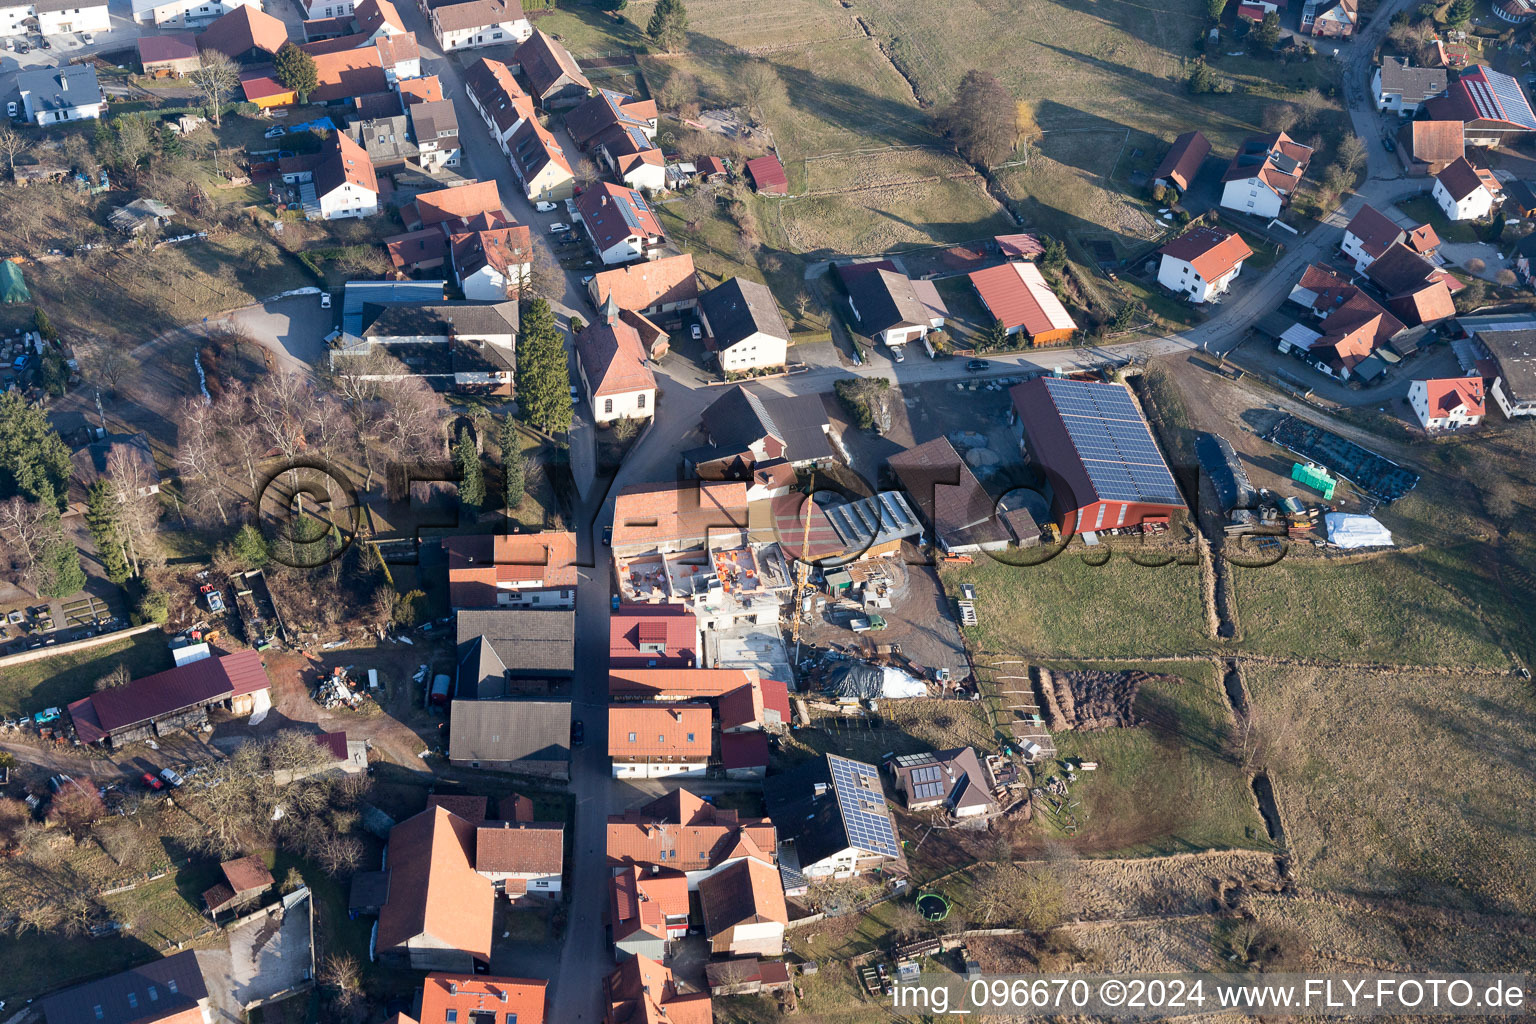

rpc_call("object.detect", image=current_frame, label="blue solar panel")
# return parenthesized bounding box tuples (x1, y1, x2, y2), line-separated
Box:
(1042, 378, 1184, 505)
(828, 754, 900, 859)
(1468, 68, 1536, 130)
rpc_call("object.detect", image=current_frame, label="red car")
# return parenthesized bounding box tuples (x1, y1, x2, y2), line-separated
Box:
(141, 772, 164, 791)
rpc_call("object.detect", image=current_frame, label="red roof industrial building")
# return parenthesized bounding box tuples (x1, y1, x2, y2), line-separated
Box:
(1010, 376, 1186, 535)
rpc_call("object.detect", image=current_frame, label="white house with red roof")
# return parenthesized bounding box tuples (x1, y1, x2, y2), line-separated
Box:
(1155, 224, 1253, 303)
(1220, 131, 1313, 218)
(1433, 156, 1501, 221)
(576, 182, 667, 265)
(289, 131, 379, 220)
(1408, 376, 1486, 431)
(576, 297, 658, 424)
(1342, 203, 1440, 273)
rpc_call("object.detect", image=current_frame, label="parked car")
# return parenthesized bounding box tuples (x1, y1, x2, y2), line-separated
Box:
(569, 383, 580, 400)
(12, 355, 29, 372)
(602, 525, 612, 546)
(690, 324, 702, 341)
(265, 126, 286, 139)
(80, 31, 94, 43)
(891, 347, 905, 363)
(1380, 133, 1396, 153)
(966, 359, 989, 373)
(141, 772, 164, 791)
(535, 201, 558, 212)
(159, 767, 185, 788)
(570, 719, 584, 747)
(5, 101, 15, 119)
(548, 222, 570, 233)
(320, 292, 332, 309)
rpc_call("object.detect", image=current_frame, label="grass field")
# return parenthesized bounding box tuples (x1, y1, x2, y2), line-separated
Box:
(1231, 550, 1511, 668)
(1243, 663, 1536, 917)
(0, 630, 172, 717)
(941, 556, 1211, 661)
(1040, 661, 1272, 856)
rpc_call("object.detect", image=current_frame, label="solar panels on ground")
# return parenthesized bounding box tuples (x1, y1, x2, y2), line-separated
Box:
(827, 754, 900, 859)
(1042, 378, 1184, 505)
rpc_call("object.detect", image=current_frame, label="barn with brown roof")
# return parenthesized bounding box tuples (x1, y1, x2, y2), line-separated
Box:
(68, 649, 270, 747)
(1152, 129, 1210, 193)
(375, 805, 494, 972)
(138, 32, 200, 76)
(745, 154, 788, 194)
(197, 5, 289, 61)
(514, 28, 589, 106)
(697, 857, 787, 957)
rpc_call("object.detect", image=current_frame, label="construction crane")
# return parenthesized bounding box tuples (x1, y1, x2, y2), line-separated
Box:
(789, 469, 816, 656)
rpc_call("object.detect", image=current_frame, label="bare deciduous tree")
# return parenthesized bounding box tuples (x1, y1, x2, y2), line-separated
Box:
(187, 51, 241, 128)
(0, 127, 32, 180)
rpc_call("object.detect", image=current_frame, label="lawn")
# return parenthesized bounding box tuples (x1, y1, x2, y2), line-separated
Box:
(1398, 193, 1478, 244)
(1039, 661, 1272, 856)
(1243, 663, 1536, 917)
(1230, 549, 1511, 668)
(940, 555, 1212, 661)
(779, 175, 1014, 257)
(0, 629, 172, 717)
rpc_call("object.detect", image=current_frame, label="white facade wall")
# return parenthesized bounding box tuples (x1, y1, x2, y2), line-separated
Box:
(133, 0, 257, 26)
(1156, 253, 1242, 303)
(1433, 177, 1494, 221)
(33, 2, 111, 33)
(432, 13, 528, 51)
(1220, 177, 1282, 218)
(318, 181, 379, 220)
(716, 332, 788, 372)
(1408, 380, 1484, 431)
(611, 759, 708, 779)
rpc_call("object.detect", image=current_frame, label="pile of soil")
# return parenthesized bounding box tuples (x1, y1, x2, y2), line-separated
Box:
(1036, 668, 1161, 731)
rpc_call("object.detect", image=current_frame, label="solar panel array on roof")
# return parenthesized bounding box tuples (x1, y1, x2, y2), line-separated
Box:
(909, 763, 945, 800)
(1463, 67, 1536, 129)
(824, 491, 920, 549)
(828, 754, 899, 859)
(1043, 378, 1184, 505)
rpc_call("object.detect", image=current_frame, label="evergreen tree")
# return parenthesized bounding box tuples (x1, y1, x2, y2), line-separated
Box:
(1039, 235, 1067, 273)
(983, 320, 1010, 352)
(274, 43, 319, 103)
(1447, 0, 1474, 26)
(1255, 10, 1281, 49)
(233, 523, 270, 568)
(515, 299, 573, 436)
(1206, 0, 1227, 20)
(32, 306, 57, 341)
(38, 536, 86, 599)
(454, 428, 485, 513)
(647, 0, 689, 52)
(85, 480, 132, 584)
(0, 391, 73, 507)
(499, 416, 525, 510)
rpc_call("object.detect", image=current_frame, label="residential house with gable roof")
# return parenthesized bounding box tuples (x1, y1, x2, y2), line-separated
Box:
(698, 857, 788, 957)
(576, 297, 660, 423)
(132, 0, 257, 27)
(1283, 263, 1407, 379)
(1155, 224, 1253, 303)
(844, 266, 946, 348)
(17, 64, 103, 125)
(139, 33, 202, 76)
(1220, 131, 1313, 218)
(610, 605, 699, 668)
(509, 116, 575, 200)
(1434, 155, 1502, 221)
(1300, 0, 1355, 35)
(375, 805, 495, 972)
(607, 788, 776, 889)
(697, 277, 790, 372)
(455, 608, 574, 697)
(1365, 243, 1461, 326)
(475, 820, 564, 898)
(444, 531, 577, 609)
(766, 753, 904, 886)
(685, 384, 835, 480)
(608, 703, 712, 778)
(1404, 119, 1465, 176)
(577, 182, 668, 265)
(887, 435, 1039, 554)
(463, 56, 534, 152)
(197, 4, 287, 60)
(1409, 376, 1485, 431)
(587, 253, 698, 321)
(567, 88, 665, 190)
(1374, 56, 1446, 114)
(17, 0, 109, 35)
(429, 0, 529, 51)
(346, 300, 519, 393)
(514, 28, 589, 106)
(1427, 64, 1536, 147)
(890, 746, 1000, 821)
(603, 955, 715, 1024)
(409, 97, 460, 170)
(1342, 204, 1439, 273)
(610, 866, 689, 959)
(40, 950, 210, 1024)
(405, 974, 547, 1024)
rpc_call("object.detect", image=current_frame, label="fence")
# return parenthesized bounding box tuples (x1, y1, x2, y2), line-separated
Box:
(0, 622, 161, 670)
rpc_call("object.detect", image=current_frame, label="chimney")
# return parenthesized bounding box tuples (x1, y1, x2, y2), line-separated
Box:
(448, 982, 459, 996)
(812, 782, 829, 798)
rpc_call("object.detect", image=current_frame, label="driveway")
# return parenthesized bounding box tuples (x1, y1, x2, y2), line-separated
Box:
(225, 890, 314, 1009)
(225, 293, 334, 374)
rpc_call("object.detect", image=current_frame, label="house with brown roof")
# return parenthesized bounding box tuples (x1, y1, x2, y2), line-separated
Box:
(508, 115, 575, 201)
(288, 126, 378, 219)
(1434, 155, 1501, 221)
(968, 261, 1077, 344)
(845, 267, 946, 349)
(567, 87, 664, 190)
(386, 227, 450, 275)
(576, 298, 659, 424)
(588, 253, 698, 322)
(1155, 224, 1253, 303)
(409, 96, 460, 171)
(448, 217, 531, 298)
(717, 676, 791, 733)
(1374, 56, 1447, 114)
(887, 435, 1038, 554)
(608, 480, 749, 555)
(403, 178, 502, 230)
(430, 0, 528, 51)
(698, 857, 787, 957)
(606, 788, 776, 889)
(603, 954, 714, 1024)
(444, 531, 577, 609)
(40, 950, 211, 1024)
(611, 605, 699, 668)
(138, 33, 201, 76)
(197, 4, 287, 60)
(1342, 203, 1439, 273)
(463, 56, 535, 152)
(1220, 131, 1313, 218)
(67, 649, 270, 747)
(375, 805, 495, 972)
(1365, 243, 1461, 326)
(577, 182, 667, 265)
(890, 746, 999, 821)
(1283, 263, 1407, 378)
(1152, 129, 1210, 193)
(514, 28, 589, 106)
(610, 865, 689, 959)
(202, 854, 276, 916)
(1409, 376, 1485, 431)
(475, 820, 564, 898)
(1300, 0, 1355, 35)
(608, 703, 712, 778)
(698, 277, 791, 371)
(1404, 119, 1464, 176)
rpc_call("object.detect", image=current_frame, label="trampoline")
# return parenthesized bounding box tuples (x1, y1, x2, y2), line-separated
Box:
(916, 892, 950, 922)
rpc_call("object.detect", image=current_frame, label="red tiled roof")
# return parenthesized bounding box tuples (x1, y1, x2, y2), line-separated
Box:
(444, 530, 577, 606)
(589, 253, 697, 313)
(745, 155, 787, 194)
(610, 865, 688, 941)
(606, 790, 775, 873)
(1152, 130, 1210, 191)
(413, 179, 503, 228)
(576, 314, 656, 398)
(475, 821, 563, 874)
(1221, 131, 1312, 194)
(698, 856, 787, 934)
(717, 677, 789, 731)
(68, 650, 267, 743)
(427, 794, 489, 821)
(514, 28, 589, 99)
(386, 227, 450, 271)
(1157, 225, 1252, 281)
(377, 807, 494, 961)
(994, 233, 1044, 259)
(420, 974, 546, 1024)
(575, 181, 664, 254)
(355, 0, 405, 35)
(198, 5, 289, 57)
(608, 703, 712, 758)
(315, 130, 378, 199)
(610, 606, 698, 667)
(399, 75, 444, 103)
(1407, 223, 1440, 253)
(719, 730, 770, 770)
(605, 955, 715, 1024)
(310, 44, 389, 103)
(969, 261, 1076, 336)
(138, 32, 199, 64)
(222, 855, 275, 895)
(609, 668, 757, 701)
(1410, 120, 1464, 164)
(1344, 204, 1405, 259)
(1419, 376, 1486, 416)
(240, 68, 293, 102)
(610, 480, 747, 549)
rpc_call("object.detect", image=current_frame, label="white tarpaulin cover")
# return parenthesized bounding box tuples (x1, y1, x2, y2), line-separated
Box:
(1325, 513, 1393, 548)
(828, 663, 929, 699)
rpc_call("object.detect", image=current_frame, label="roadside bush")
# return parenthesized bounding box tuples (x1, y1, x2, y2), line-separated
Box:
(833, 377, 890, 431)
